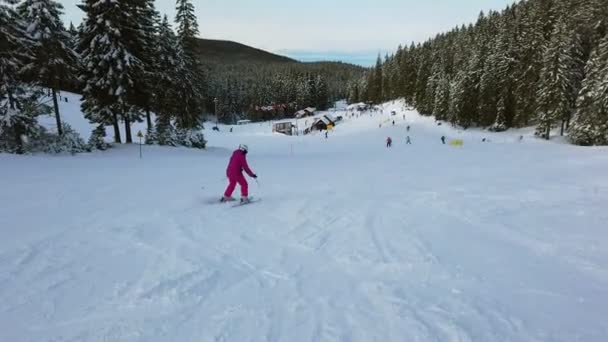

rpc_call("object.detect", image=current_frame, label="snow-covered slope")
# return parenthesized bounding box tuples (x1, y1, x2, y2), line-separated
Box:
(37, 91, 153, 142)
(2, 99, 608, 342)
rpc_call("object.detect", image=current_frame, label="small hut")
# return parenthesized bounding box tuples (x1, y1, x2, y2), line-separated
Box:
(273, 121, 295, 135)
(295, 107, 317, 119)
(347, 103, 367, 111)
(311, 115, 336, 131)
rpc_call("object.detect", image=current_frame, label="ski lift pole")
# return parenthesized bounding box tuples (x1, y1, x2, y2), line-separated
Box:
(137, 130, 144, 159)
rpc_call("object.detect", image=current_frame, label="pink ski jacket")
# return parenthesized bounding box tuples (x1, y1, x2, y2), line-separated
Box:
(226, 150, 255, 178)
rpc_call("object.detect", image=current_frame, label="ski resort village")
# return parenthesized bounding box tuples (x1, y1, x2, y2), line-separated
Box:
(2, 0, 608, 341)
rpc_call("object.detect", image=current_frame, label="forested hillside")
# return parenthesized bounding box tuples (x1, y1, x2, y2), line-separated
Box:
(0, 0, 363, 154)
(349, 0, 608, 145)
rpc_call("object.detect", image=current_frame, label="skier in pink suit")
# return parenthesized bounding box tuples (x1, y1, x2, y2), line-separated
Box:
(221, 144, 257, 203)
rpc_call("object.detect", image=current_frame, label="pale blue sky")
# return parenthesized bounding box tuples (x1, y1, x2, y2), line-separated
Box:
(59, 0, 515, 65)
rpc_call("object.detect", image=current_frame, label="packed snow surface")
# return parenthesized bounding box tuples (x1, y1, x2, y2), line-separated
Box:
(2, 97, 608, 341)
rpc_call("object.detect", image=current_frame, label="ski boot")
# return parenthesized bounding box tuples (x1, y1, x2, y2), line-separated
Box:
(240, 197, 252, 204)
(220, 196, 236, 203)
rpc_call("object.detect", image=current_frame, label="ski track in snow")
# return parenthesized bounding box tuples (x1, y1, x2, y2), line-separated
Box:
(1, 96, 608, 341)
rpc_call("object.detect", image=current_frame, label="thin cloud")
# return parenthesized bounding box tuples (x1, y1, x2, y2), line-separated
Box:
(59, 0, 513, 62)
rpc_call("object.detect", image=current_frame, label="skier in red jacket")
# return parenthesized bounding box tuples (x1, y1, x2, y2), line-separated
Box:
(221, 144, 257, 203)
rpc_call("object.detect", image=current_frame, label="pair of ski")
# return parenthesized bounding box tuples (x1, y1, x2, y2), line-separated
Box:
(201, 187, 261, 207)
(219, 197, 261, 207)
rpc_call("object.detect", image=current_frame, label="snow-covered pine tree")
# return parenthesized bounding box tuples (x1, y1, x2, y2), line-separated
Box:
(392, 45, 405, 97)
(306, 73, 317, 108)
(152, 15, 190, 145)
(0, 0, 44, 154)
(17, 0, 78, 136)
(536, 9, 582, 140)
(224, 78, 234, 122)
(131, 0, 159, 131)
(493, 9, 518, 129)
(347, 82, 360, 104)
(566, 0, 605, 131)
(175, 0, 199, 62)
(477, 57, 499, 126)
(79, 0, 144, 145)
(176, 127, 206, 149)
(88, 124, 110, 150)
(155, 114, 178, 146)
(295, 76, 310, 109)
(0, 0, 27, 106)
(145, 124, 157, 145)
(476, 12, 503, 127)
(227, 78, 241, 120)
(512, 1, 545, 127)
(215, 78, 229, 123)
(366, 55, 383, 104)
(174, 0, 204, 130)
(421, 60, 441, 116)
(582, 0, 608, 44)
(448, 72, 464, 125)
(155, 16, 206, 148)
(569, 33, 608, 145)
(314, 75, 328, 110)
(154, 15, 179, 122)
(433, 73, 450, 121)
(381, 54, 391, 102)
(491, 99, 508, 132)
(413, 46, 432, 113)
(68, 22, 78, 50)
(402, 42, 418, 104)
(460, 45, 484, 128)
(41, 122, 89, 154)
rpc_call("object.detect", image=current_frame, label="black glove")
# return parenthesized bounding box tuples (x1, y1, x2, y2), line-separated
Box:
(252, 174, 258, 179)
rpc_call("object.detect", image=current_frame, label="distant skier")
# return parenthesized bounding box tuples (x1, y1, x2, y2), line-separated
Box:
(221, 144, 257, 204)
(386, 137, 393, 148)
(406, 136, 412, 145)
(441, 136, 446, 144)
(407, 125, 410, 132)
(325, 131, 328, 139)
(392, 120, 395, 126)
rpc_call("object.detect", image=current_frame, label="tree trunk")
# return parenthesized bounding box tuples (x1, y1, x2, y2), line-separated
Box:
(112, 112, 122, 143)
(15, 123, 24, 154)
(8, 91, 24, 153)
(125, 117, 133, 143)
(560, 120, 565, 136)
(7, 90, 15, 110)
(146, 109, 152, 130)
(545, 124, 551, 141)
(52, 88, 63, 136)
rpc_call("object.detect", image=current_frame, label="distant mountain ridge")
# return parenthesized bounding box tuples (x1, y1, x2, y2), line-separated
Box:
(194, 38, 297, 65)
(192, 37, 365, 116)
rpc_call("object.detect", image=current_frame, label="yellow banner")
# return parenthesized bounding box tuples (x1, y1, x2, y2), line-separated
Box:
(450, 139, 464, 147)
